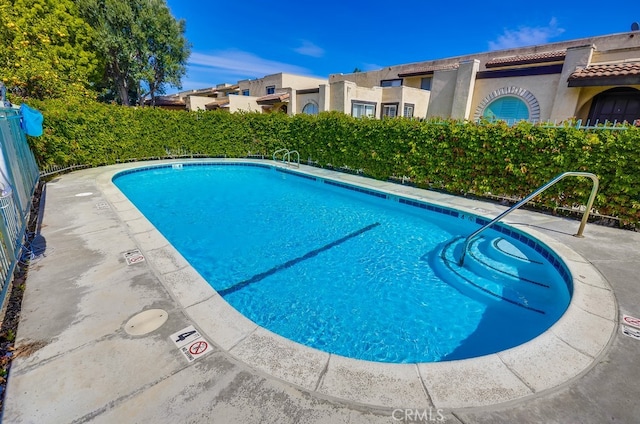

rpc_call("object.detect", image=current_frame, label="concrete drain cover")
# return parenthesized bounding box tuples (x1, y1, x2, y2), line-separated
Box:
(124, 309, 168, 336)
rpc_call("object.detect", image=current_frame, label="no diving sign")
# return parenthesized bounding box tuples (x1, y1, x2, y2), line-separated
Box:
(621, 315, 640, 341)
(169, 325, 214, 362)
(622, 314, 640, 329)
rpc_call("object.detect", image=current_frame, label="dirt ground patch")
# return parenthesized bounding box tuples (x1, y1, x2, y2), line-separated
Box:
(0, 182, 44, 413)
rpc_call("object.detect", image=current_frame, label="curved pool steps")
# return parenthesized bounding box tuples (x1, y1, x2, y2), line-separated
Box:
(466, 238, 553, 290)
(430, 237, 564, 315)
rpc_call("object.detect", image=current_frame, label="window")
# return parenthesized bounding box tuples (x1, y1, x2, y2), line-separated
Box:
(242, 89, 250, 96)
(482, 96, 529, 124)
(266, 85, 275, 95)
(475, 87, 540, 123)
(382, 103, 397, 118)
(351, 101, 376, 118)
(403, 103, 414, 118)
(228, 91, 237, 96)
(420, 77, 432, 90)
(380, 79, 402, 87)
(302, 102, 318, 115)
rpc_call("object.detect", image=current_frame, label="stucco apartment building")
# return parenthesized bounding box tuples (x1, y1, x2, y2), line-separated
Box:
(154, 73, 328, 115)
(329, 31, 640, 124)
(155, 31, 640, 125)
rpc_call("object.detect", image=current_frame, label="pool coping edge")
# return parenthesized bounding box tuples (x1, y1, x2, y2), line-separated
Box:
(95, 159, 617, 410)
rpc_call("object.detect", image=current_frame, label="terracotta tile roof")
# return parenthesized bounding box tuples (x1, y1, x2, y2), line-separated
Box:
(204, 99, 229, 110)
(145, 96, 186, 107)
(485, 50, 566, 68)
(397, 64, 458, 77)
(256, 92, 290, 104)
(568, 62, 640, 80)
(188, 87, 217, 96)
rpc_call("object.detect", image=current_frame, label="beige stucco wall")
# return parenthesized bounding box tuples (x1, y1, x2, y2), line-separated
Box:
(281, 74, 327, 89)
(238, 74, 284, 97)
(296, 92, 321, 114)
(574, 86, 608, 120)
(592, 49, 640, 64)
(329, 81, 384, 116)
(227, 95, 260, 113)
(378, 86, 430, 118)
(186, 96, 214, 111)
(451, 60, 480, 119)
(330, 81, 348, 113)
(400, 87, 430, 118)
(351, 85, 383, 117)
(380, 86, 403, 103)
(237, 73, 327, 98)
(581, 33, 640, 55)
(331, 68, 400, 87)
(402, 76, 425, 89)
(426, 69, 458, 119)
(318, 84, 330, 112)
(550, 45, 595, 120)
(471, 74, 561, 122)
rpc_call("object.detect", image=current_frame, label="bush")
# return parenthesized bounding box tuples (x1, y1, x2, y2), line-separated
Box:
(27, 98, 640, 227)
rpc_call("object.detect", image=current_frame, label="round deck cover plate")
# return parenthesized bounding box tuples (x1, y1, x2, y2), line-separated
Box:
(124, 309, 168, 335)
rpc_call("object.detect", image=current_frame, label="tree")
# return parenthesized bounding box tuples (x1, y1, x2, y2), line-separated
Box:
(75, 0, 190, 106)
(136, 1, 189, 106)
(0, 0, 99, 99)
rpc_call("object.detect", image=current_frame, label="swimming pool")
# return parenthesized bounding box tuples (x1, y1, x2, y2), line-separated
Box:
(113, 163, 572, 363)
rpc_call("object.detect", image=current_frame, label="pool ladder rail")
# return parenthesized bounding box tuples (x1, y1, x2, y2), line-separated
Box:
(458, 171, 600, 266)
(272, 148, 300, 168)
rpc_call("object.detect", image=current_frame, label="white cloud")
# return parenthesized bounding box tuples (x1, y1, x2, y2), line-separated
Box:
(293, 40, 324, 58)
(189, 50, 310, 79)
(488, 18, 565, 51)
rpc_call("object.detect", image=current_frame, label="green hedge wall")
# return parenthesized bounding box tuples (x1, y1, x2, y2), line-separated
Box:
(28, 98, 640, 227)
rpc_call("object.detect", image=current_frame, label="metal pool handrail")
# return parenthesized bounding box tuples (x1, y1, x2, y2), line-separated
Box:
(272, 148, 289, 161)
(284, 150, 300, 168)
(458, 171, 600, 266)
(272, 148, 300, 168)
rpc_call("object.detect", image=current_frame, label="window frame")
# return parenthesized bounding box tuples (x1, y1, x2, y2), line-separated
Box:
(380, 79, 403, 87)
(266, 85, 276, 95)
(381, 102, 399, 118)
(351, 100, 377, 118)
(482, 95, 530, 124)
(420, 77, 432, 91)
(302, 102, 319, 115)
(403, 103, 415, 118)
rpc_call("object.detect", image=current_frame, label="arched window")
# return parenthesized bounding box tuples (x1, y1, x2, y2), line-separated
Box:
(482, 96, 529, 124)
(475, 87, 540, 124)
(302, 102, 318, 115)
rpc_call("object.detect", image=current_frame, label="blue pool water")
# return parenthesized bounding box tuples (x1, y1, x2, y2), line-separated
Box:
(113, 163, 572, 363)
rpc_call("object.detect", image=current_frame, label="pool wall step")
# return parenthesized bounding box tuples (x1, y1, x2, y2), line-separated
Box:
(429, 238, 566, 315)
(466, 238, 554, 293)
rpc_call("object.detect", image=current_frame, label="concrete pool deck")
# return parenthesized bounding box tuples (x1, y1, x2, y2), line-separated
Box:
(3, 159, 639, 423)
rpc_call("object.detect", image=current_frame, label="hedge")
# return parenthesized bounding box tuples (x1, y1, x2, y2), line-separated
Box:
(27, 98, 640, 227)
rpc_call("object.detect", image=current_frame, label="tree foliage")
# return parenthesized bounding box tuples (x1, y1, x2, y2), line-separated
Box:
(0, 0, 99, 99)
(75, 0, 190, 106)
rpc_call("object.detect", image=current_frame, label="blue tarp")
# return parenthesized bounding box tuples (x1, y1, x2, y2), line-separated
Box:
(19, 103, 43, 137)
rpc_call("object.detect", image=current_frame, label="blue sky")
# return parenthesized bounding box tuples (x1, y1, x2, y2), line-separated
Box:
(165, 0, 638, 93)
